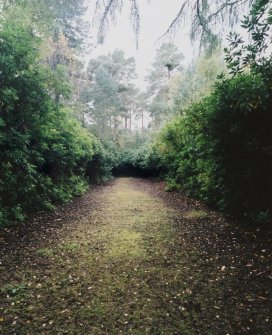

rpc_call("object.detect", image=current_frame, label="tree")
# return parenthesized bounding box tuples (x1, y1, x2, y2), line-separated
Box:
(84, 50, 138, 139)
(38, 0, 89, 49)
(145, 43, 183, 127)
(134, 91, 149, 132)
(85, 64, 120, 137)
(0, 0, 91, 108)
(87, 49, 136, 84)
(224, 0, 272, 75)
(1, 0, 89, 49)
(93, 0, 255, 49)
(172, 48, 226, 113)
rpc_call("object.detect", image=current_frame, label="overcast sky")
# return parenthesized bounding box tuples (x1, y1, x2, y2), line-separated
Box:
(84, 0, 250, 90)
(85, 0, 195, 89)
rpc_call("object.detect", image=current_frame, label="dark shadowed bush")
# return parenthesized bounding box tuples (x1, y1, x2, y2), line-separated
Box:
(152, 70, 272, 224)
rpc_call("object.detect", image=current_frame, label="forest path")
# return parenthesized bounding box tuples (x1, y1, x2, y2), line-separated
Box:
(1, 178, 271, 335)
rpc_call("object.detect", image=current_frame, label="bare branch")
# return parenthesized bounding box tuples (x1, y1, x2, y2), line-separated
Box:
(208, 0, 252, 22)
(92, 0, 253, 50)
(196, 0, 212, 36)
(97, 0, 115, 43)
(94, 0, 123, 44)
(159, 0, 190, 40)
(129, 0, 140, 47)
(0, 0, 16, 13)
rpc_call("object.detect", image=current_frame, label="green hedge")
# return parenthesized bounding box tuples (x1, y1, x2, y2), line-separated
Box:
(0, 24, 113, 225)
(152, 71, 272, 224)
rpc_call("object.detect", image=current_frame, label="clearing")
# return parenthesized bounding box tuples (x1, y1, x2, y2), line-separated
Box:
(0, 177, 271, 334)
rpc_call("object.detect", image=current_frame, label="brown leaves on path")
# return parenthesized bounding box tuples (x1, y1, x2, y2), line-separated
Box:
(0, 177, 271, 335)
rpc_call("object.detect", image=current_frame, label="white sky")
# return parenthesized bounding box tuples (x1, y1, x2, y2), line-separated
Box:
(83, 0, 251, 90)
(84, 0, 195, 89)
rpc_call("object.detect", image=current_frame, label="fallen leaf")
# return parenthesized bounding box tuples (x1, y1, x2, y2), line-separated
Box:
(258, 296, 267, 300)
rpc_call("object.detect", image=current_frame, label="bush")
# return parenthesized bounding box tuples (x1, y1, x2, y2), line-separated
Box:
(153, 70, 272, 224)
(210, 73, 272, 221)
(0, 24, 112, 225)
(113, 143, 162, 177)
(86, 140, 119, 183)
(151, 2, 272, 224)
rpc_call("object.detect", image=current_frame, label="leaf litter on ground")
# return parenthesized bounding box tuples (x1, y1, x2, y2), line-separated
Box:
(0, 177, 271, 335)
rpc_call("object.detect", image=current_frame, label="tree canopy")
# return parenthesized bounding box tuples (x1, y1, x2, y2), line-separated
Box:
(93, 0, 256, 49)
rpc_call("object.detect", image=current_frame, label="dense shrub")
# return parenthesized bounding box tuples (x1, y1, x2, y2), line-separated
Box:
(154, 101, 217, 196)
(113, 143, 162, 177)
(112, 131, 162, 177)
(132, 144, 163, 176)
(86, 140, 119, 183)
(210, 73, 272, 222)
(143, 2, 272, 224)
(152, 70, 272, 223)
(0, 24, 112, 225)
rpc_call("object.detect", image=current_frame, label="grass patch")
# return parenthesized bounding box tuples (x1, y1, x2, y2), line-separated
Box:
(183, 210, 208, 219)
(107, 229, 146, 260)
(60, 242, 80, 251)
(2, 283, 27, 297)
(36, 248, 53, 257)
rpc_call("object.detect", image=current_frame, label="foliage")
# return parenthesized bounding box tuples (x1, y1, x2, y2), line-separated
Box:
(0, 23, 111, 225)
(224, 0, 272, 75)
(83, 50, 138, 139)
(210, 73, 272, 221)
(1, 0, 94, 127)
(1, 0, 89, 49)
(150, 70, 272, 224)
(114, 144, 162, 177)
(86, 140, 119, 183)
(145, 43, 183, 127)
(129, 1, 272, 225)
(132, 144, 163, 176)
(112, 131, 162, 177)
(172, 48, 226, 114)
(1, 0, 271, 227)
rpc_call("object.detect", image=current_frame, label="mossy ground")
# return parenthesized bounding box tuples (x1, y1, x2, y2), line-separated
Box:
(0, 178, 271, 334)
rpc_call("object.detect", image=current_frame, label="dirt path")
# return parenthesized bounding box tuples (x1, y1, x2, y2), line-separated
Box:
(0, 178, 271, 335)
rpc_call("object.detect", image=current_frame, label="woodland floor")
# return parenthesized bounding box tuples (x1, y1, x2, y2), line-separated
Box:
(0, 177, 271, 335)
